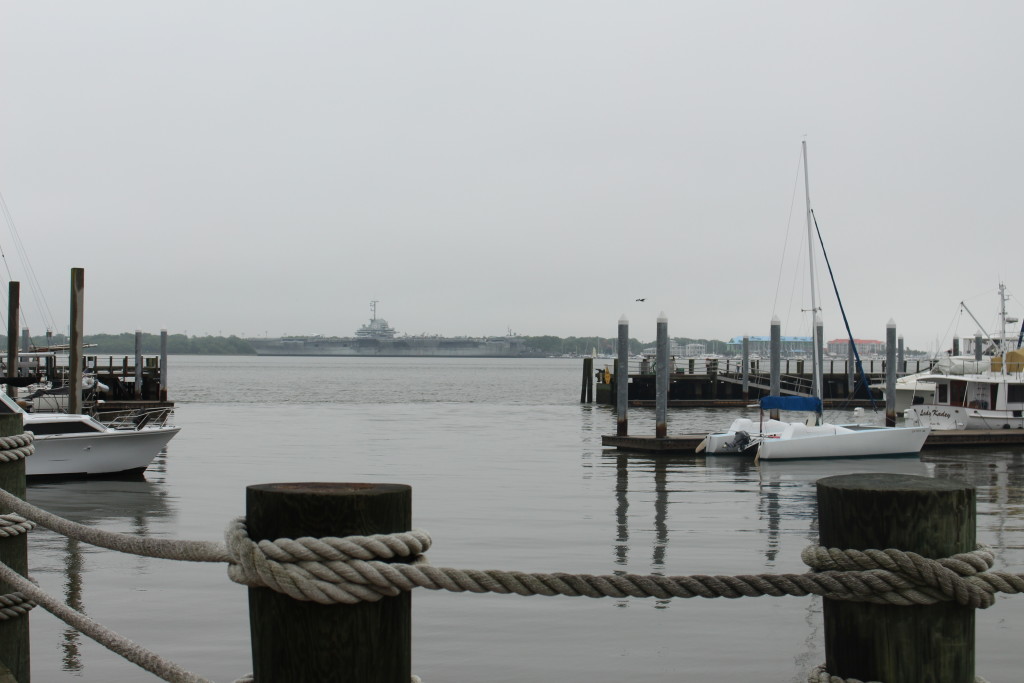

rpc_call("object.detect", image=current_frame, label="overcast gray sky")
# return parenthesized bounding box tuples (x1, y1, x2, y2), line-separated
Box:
(1, 2, 1021, 351)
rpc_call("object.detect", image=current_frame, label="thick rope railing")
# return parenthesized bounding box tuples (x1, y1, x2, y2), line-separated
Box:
(0, 434, 36, 624)
(2, 486, 1021, 682)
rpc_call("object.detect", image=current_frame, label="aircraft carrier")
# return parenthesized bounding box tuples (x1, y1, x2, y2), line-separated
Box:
(247, 302, 541, 358)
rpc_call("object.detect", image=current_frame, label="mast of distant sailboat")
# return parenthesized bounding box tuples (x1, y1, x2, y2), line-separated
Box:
(802, 141, 824, 420)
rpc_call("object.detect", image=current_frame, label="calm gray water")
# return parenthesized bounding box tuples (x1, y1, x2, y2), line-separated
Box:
(23, 356, 1024, 682)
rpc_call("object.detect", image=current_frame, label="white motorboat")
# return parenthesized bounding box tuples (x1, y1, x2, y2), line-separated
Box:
(904, 352, 1024, 430)
(698, 142, 930, 461)
(904, 284, 1024, 431)
(0, 390, 181, 477)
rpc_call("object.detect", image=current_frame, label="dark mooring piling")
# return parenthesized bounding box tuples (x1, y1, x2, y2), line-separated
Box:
(246, 482, 412, 682)
(817, 473, 976, 683)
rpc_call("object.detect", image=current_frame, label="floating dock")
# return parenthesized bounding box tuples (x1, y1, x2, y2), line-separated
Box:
(602, 430, 1024, 453)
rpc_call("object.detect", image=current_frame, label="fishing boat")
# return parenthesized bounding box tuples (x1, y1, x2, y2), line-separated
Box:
(698, 142, 930, 460)
(0, 389, 180, 477)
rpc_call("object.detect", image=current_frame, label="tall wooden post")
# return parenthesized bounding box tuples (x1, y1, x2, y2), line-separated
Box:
(655, 313, 668, 438)
(885, 319, 896, 427)
(247, 483, 411, 682)
(0, 413, 29, 681)
(160, 329, 169, 402)
(814, 314, 824, 402)
(6, 282, 18, 399)
(580, 357, 593, 403)
(769, 316, 781, 420)
(68, 268, 84, 415)
(741, 335, 750, 401)
(616, 315, 629, 436)
(847, 343, 855, 397)
(817, 473, 975, 682)
(134, 329, 143, 400)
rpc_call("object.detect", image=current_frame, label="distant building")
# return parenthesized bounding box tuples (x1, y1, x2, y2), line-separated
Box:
(726, 335, 815, 356)
(826, 338, 886, 355)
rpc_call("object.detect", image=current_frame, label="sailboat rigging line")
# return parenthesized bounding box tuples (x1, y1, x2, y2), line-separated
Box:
(771, 147, 806, 322)
(810, 209, 879, 412)
(0, 189, 61, 336)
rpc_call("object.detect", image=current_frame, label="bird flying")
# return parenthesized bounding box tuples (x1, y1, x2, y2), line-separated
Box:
(635, 298, 646, 302)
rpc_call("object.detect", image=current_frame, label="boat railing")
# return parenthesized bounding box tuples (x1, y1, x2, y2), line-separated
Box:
(99, 406, 175, 430)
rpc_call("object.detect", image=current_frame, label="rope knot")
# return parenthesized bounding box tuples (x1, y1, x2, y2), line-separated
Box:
(224, 517, 432, 604)
(801, 544, 997, 608)
(0, 432, 34, 463)
(0, 512, 36, 537)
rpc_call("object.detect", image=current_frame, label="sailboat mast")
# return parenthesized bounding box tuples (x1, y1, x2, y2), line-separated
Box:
(803, 141, 822, 401)
(1000, 282, 1008, 376)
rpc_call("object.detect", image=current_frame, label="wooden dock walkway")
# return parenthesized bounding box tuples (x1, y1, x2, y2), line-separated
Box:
(602, 430, 1024, 454)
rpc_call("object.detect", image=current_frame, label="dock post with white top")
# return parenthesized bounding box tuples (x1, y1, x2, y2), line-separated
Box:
(616, 315, 629, 436)
(886, 320, 896, 427)
(769, 316, 781, 420)
(655, 313, 668, 438)
(68, 268, 84, 415)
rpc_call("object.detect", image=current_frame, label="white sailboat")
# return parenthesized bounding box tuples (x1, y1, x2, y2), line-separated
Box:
(699, 142, 930, 460)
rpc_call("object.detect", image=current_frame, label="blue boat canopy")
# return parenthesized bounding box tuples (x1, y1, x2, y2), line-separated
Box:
(759, 396, 822, 413)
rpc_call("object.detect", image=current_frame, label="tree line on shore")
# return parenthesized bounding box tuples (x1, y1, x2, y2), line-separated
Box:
(0, 333, 730, 356)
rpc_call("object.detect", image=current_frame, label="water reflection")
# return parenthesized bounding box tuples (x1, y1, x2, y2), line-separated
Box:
(596, 445, 1024, 612)
(26, 479, 175, 673)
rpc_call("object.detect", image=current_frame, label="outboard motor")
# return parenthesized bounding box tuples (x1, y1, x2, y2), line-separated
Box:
(725, 430, 751, 452)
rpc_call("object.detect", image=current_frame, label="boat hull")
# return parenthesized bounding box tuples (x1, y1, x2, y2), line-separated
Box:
(905, 405, 1024, 431)
(26, 426, 181, 477)
(756, 425, 930, 461)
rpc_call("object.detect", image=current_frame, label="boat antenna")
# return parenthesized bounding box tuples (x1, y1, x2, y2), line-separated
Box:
(370, 300, 379, 322)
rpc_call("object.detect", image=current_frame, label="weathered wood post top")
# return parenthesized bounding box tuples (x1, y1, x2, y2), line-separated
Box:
(247, 481, 412, 683)
(817, 473, 976, 683)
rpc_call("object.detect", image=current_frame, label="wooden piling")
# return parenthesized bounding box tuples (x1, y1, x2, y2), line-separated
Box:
(69, 268, 84, 415)
(769, 316, 781, 420)
(5, 283, 17, 400)
(247, 482, 412, 683)
(0, 413, 29, 682)
(655, 314, 668, 438)
(741, 335, 749, 401)
(817, 473, 975, 683)
(581, 357, 593, 403)
(160, 329, 169, 402)
(134, 330, 143, 400)
(616, 316, 629, 436)
(885, 320, 896, 427)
